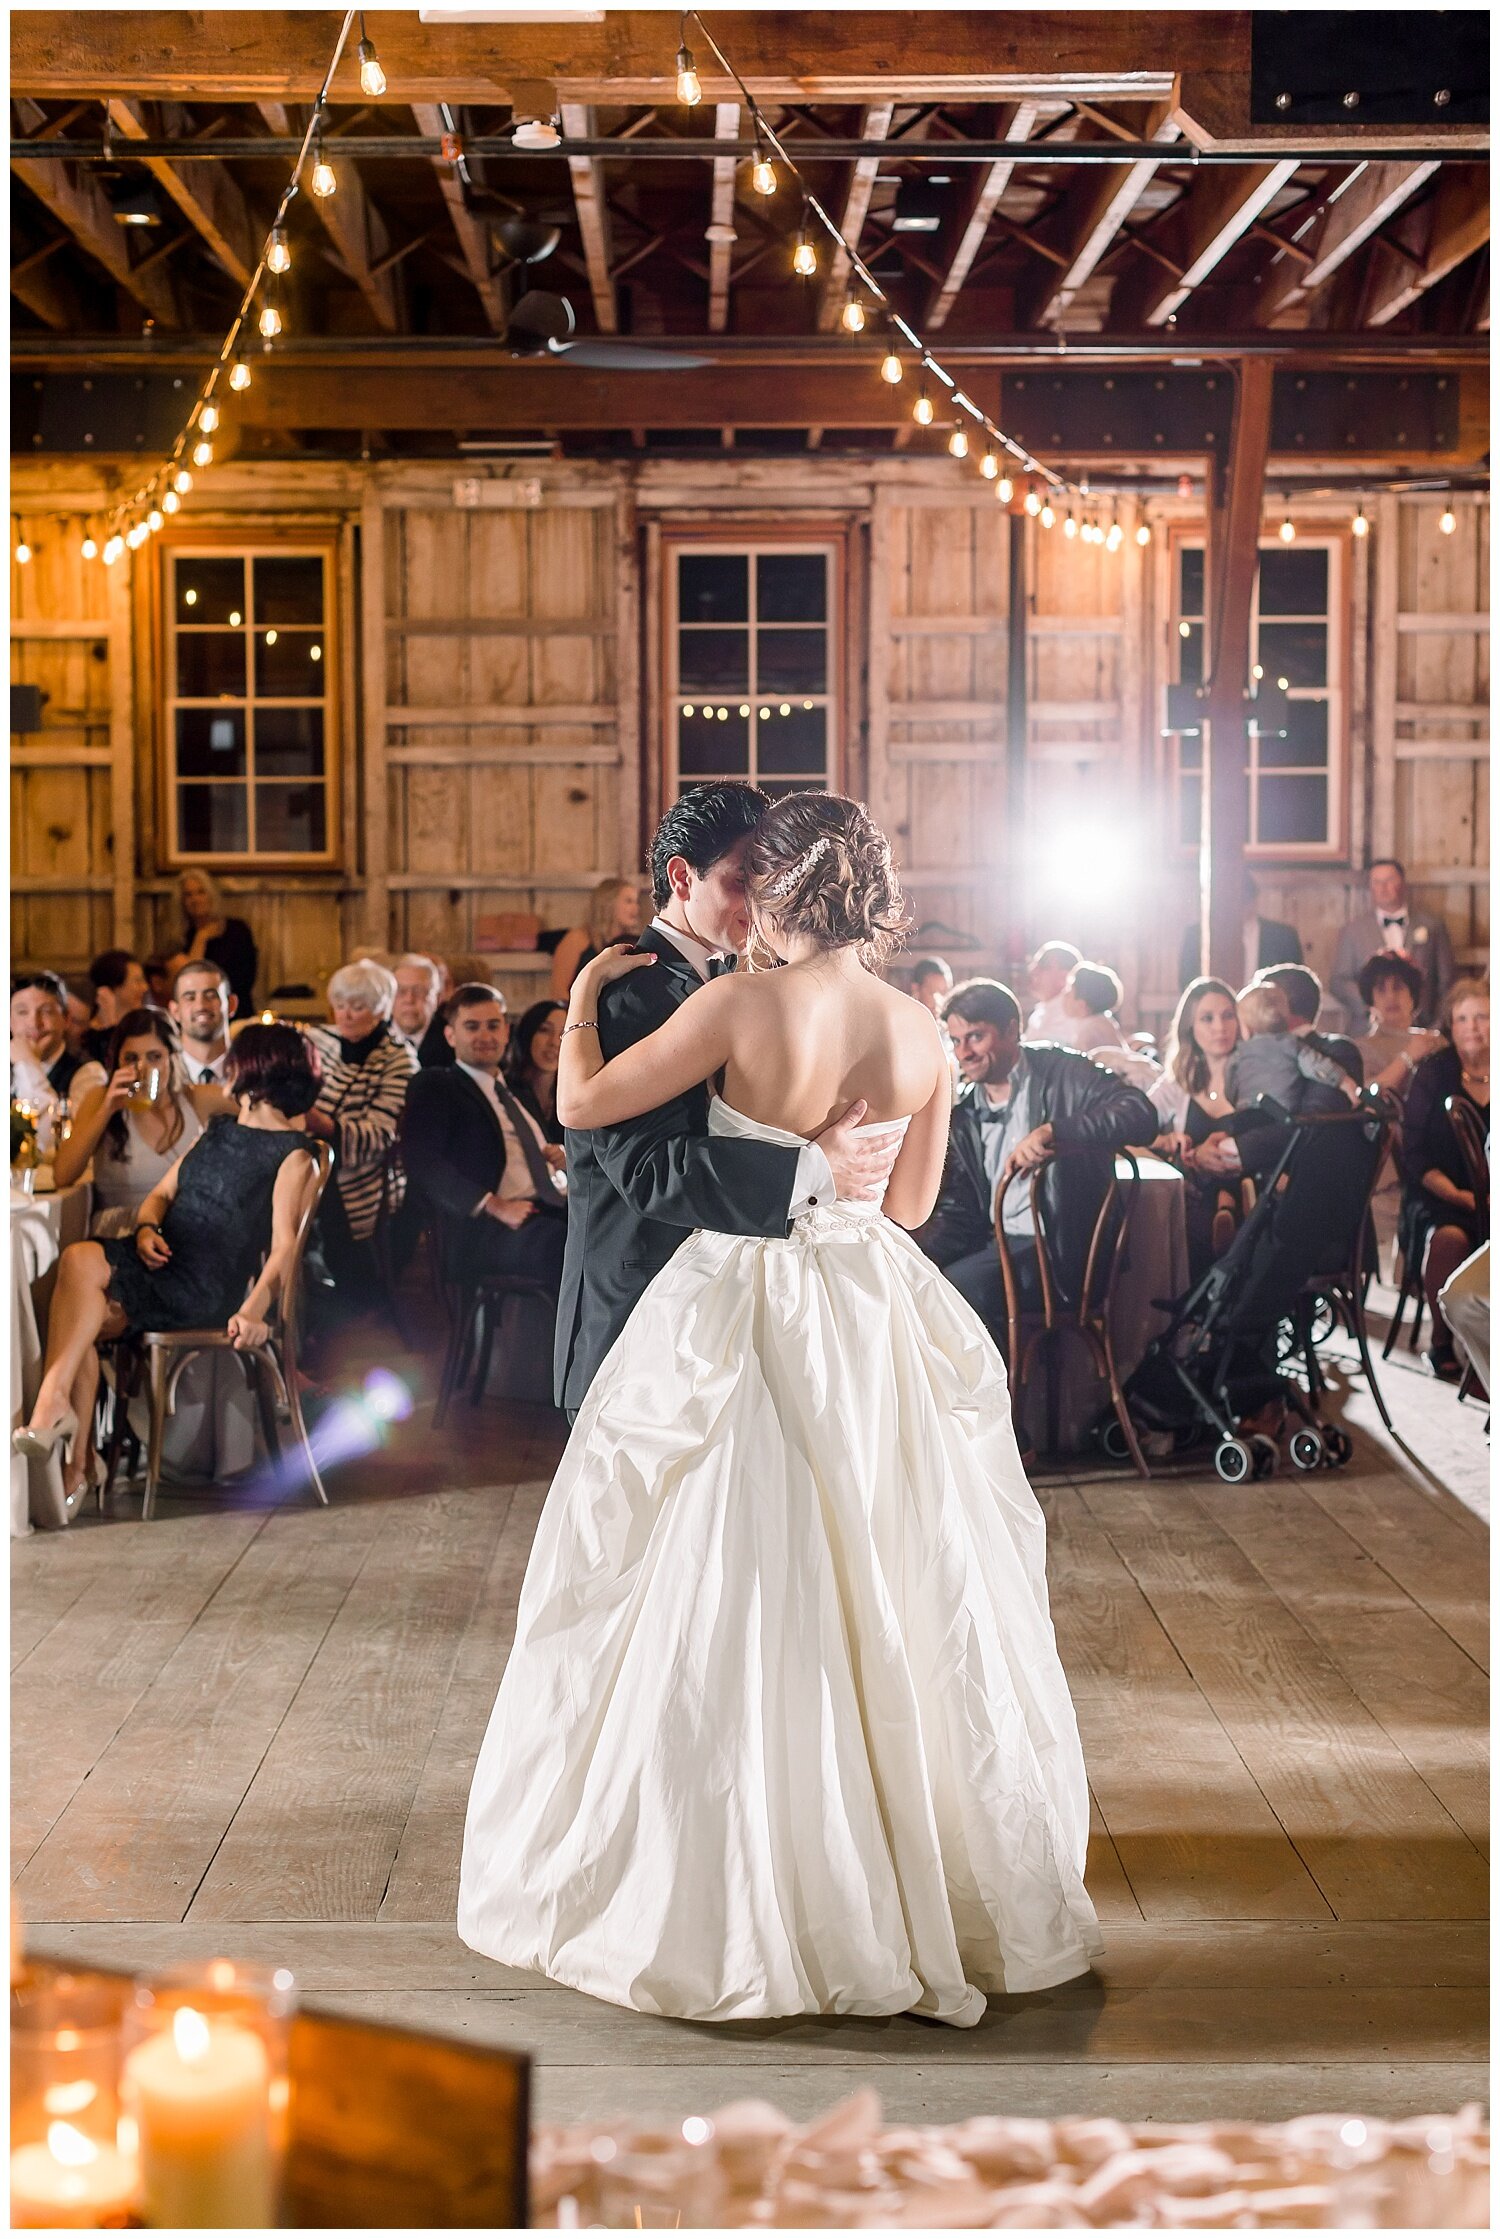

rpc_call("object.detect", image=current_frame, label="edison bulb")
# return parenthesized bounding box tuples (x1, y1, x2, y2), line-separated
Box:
(1063, 514, 1078, 539)
(1023, 488, 1041, 517)
(913, 391, 934, 427)
(147, 509, 164, 533)
(13, 541, 31, 564)
(162, 490, 180, 515)
(1040, 502, 1055, 528)
(751, 157, 775, 197)
(357, 36, 386, 99)
(675, 46, 702, 106)
(793, 235, 817, 278)
(880, 351, 902, 385)
(229, 360, 252, 393)
(1439, 506, 1456, 534)
(80, 534, 98, 560)
(311, 155, 338, 199)
(266, 227, 291, 275)
(103, 536, 125, 565)
(841, 297, 866, 334)
(199, 403, 219, 435)
(997, 476, 1013, 503)
(192, 439, 214, 468)
(1351, 508, 1368, 537)
(259, 301, 283, 339)
(1278, 517, 1295, 543)
(948, 426, 969, 460)
(174, 469, 193, 495)
(1136, 521, 1152, 546)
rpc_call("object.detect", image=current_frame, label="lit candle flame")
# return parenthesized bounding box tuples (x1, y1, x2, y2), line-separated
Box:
(173, 2006, 212, 2063)
(43, 2080, 97, 2117)
(47, 2122, 99, 2169)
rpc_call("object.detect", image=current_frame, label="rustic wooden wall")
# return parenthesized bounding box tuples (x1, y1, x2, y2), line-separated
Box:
(9, 458, 1489, 1033)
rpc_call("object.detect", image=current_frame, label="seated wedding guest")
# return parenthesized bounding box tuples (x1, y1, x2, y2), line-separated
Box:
(1229, 980, 1355, 1120)
(548, 877, 644, 1001)
(1178, 868, 1301, 987)
(1439, 1242, 1489, 1397)
(169, 959, 236, 1087)
(1398, 979, 1489, 1381)
(11, 972, 89, 1101)
(402, 985, 567, 1305)
(55, 1008, 226, 1236)
(1257, 962, 1363, 1084)
(1060, 962, 1129, 1054)
(906, 956, 953, 1018)
(302, 961, 418, 1306)
(1332, 857, 1455, 1029)
(11, 1022, 320, 1514)
(1149, 978, 1246, 1276)
(169, 866, 258, 1013)
(1024, 940, 1083, 1044)
(143, 953, 174, 1008)
(916, 978, 1156, 1347)
(62, 979, 96, 1063)
(504, 999, 568, 1144)
(390, 952, 452, 1068)
(1352, 954, 1444, 1278)
(89, 949, 149, 1039)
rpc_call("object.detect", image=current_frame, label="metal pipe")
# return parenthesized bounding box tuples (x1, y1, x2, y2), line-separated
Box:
(9, 133, 1491, 165)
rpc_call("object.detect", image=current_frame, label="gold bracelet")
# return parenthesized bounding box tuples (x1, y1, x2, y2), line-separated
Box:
(561, 1019, 599, 1037)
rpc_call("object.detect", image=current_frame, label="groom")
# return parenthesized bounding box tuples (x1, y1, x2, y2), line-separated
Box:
(555, 783, 900, 1416)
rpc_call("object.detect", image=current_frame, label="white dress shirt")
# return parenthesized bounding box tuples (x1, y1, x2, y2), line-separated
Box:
(1379, 906, 1410, 953)
(648, 916, 835, 1212)
(457, 1060, 563, 1208)
(181, 1045, 231, 1088)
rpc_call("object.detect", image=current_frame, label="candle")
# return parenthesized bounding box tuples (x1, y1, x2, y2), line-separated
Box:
(123, 2006, 275, 2228)
(11, 2120, 139, 2228)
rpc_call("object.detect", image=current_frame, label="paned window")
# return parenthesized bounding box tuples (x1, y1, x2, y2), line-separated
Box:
(164, 543, 335, 862)
(666, 543, 838, 801)
(1171, 537, 1344, 856)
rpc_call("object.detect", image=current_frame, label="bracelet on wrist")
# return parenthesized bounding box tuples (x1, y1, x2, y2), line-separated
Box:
(136, 1220, 162, 1237)
(561, 1019, 599, 1038)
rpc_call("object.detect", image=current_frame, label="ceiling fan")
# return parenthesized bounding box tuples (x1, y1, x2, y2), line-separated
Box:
(493, 211, 717, 370)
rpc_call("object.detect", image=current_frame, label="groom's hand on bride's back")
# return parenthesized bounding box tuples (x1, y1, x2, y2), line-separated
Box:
(813, 1101, 904, 1203)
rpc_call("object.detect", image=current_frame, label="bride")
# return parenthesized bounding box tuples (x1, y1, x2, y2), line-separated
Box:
(458, 792, 1102, 2026)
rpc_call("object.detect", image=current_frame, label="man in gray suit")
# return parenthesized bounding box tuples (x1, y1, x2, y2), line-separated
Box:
(1331, 858, 1455, 1029)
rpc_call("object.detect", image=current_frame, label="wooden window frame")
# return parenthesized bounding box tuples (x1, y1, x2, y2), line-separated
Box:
(658, 524, 847, 807)
(1166, 521, 1352, 865)
(157, 527, 341, 870)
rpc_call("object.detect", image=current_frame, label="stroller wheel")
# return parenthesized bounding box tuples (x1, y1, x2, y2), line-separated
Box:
(1289, 1427, 1326, 1472)
(1250, 1433, 1280, 1479)
(1322, 1425, 1354, 1468)
(1213, 1438, 1253, 1485)
(1098, 1416, 1136, 1466)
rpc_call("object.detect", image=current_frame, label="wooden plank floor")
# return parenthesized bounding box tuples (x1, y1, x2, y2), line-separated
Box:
(15, 1285, 1488, 2130)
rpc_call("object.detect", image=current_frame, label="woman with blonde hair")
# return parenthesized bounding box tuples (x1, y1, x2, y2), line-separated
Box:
(170, 865, 259, 1012)
(547, 876, 644, 1001)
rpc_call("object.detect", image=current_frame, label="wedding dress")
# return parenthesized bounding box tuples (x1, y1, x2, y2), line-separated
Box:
(458, 1098, 1103, 2026)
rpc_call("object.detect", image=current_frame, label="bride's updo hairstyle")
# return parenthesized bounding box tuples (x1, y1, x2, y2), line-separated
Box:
(747, 792, 909, 965)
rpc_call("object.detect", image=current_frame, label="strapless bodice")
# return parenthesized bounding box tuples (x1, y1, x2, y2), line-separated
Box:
(710, 1094, 910, 1221)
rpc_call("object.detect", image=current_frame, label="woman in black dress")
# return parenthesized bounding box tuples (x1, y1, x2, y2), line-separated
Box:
(504, 999, 567, 1144)
(11, 1024, 318, 1512)
(1397, 978, 1490, 1378)
(172, 865, 259, 1012)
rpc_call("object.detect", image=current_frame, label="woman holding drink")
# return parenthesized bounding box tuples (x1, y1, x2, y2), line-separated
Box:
(54, 1008, 229, 1234)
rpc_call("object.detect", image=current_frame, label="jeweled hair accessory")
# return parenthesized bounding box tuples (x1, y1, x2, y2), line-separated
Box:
(765, 834, 831, 899)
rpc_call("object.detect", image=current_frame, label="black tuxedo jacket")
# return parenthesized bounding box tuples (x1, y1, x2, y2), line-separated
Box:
(401, 1063, 564, 1272)
(553, 927, 800, 1413)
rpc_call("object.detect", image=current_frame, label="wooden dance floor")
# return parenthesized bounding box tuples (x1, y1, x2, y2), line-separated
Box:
(14, 1300, 1487, 2129)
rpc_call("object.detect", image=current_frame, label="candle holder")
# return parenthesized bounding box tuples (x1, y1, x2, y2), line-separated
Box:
(590, 2118, 725, 2229)
(122, 1961, 295, 2231)
(11, 1970, 140, 2228)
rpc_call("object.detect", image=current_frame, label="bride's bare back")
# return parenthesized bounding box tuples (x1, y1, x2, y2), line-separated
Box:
(717, 956, 941, 1137)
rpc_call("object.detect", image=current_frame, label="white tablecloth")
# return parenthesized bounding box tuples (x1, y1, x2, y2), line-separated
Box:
(10, 1181, 92, 1535)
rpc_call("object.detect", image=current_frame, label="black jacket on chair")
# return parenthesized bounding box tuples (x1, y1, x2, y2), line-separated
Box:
(401, 1062, 565, 1276)
(554, 926, 800, 1414)
(917, 1045, 1158, 1308)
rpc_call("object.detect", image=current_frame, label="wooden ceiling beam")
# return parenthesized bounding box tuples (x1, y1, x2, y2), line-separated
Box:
(558, 101, 617, 334)
(1116, 159, 1300, 327)
(1022, 103, 1180, 328)
(817, 102, 895, 330)
(10, 147, 182, 324)
(409, 103, 505, 332)
(1361, 168, 1490, 328)
(11, 236, 83, 329)
(256, 100, 401, 331)
(1257, 160, 1439, 327)
(924, 101, 1040, 329)
(105, 96, 258, 286)
(706, 101, 741, 335)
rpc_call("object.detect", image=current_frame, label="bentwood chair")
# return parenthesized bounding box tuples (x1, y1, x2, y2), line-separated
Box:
(106, 1141, 335, 1518)
(995, 1149, 1148, 1476)
(430, 1223, 556, 1427)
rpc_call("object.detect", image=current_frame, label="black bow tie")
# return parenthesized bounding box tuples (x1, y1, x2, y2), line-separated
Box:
(707, 954, 734, 980)
(1381, 915, 1406, 929)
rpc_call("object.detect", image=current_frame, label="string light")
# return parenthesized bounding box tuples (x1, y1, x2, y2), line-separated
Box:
(147, 508, 164, 533)
(127, 523, 149, 550)
(980, 447, 998, 480)
(913, 384, 934, 427)
(1024, 486, 1042, 517)
(162, 489, 180, 515)
(1106, 519, 1123, 551)
(1040, 501, 1055, 528)
(997, 475, 1014, 503)
(311, 129, 338, 199)
(80, 533, 98, 559)
(259, 298, 283, 339)
(266, 225, 291, 276)
(1136, 521, 1151, 546)
(1351, 506, 1368, 537)
(174, 469, 193, 495)
(198, 403, 219, 435)
(840, 296, 866, 334)
(103, 536, 125, 566)
(1439, 504, 1456, 534)
(751, 128, 776, 197)
(357, 14, 386, 98)
(14, 540, 32, 564)
(880, 349, 903, 385)
(792, 225, 817, 278)
(948, 425, 969, 460)
(675, 30, 703, 106)
(1063, 512, 1078, 539)
(229, 359, 252, 393)
(1278, 514, 1296, 543)
(192, 438, 214, 468)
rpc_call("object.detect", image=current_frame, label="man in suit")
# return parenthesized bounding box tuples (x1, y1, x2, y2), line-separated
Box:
(917, 977, 1158, 1348)
(402, 984, 569, 1306)
(555, 783, 900, 1419)
(1256, 963, 1364, 1086)
(1331, 858, 1455, 1029)
(1178, 869, 1302, 990)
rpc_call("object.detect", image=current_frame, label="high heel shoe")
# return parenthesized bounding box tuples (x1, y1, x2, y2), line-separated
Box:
(11, 1408, 78, 1466)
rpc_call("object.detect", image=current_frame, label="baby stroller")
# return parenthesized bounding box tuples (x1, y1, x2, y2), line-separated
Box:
(1110, 1098, 1393, 1483)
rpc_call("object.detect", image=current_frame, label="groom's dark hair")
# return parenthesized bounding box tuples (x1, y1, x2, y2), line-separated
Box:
(650, 783, 770, 908)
